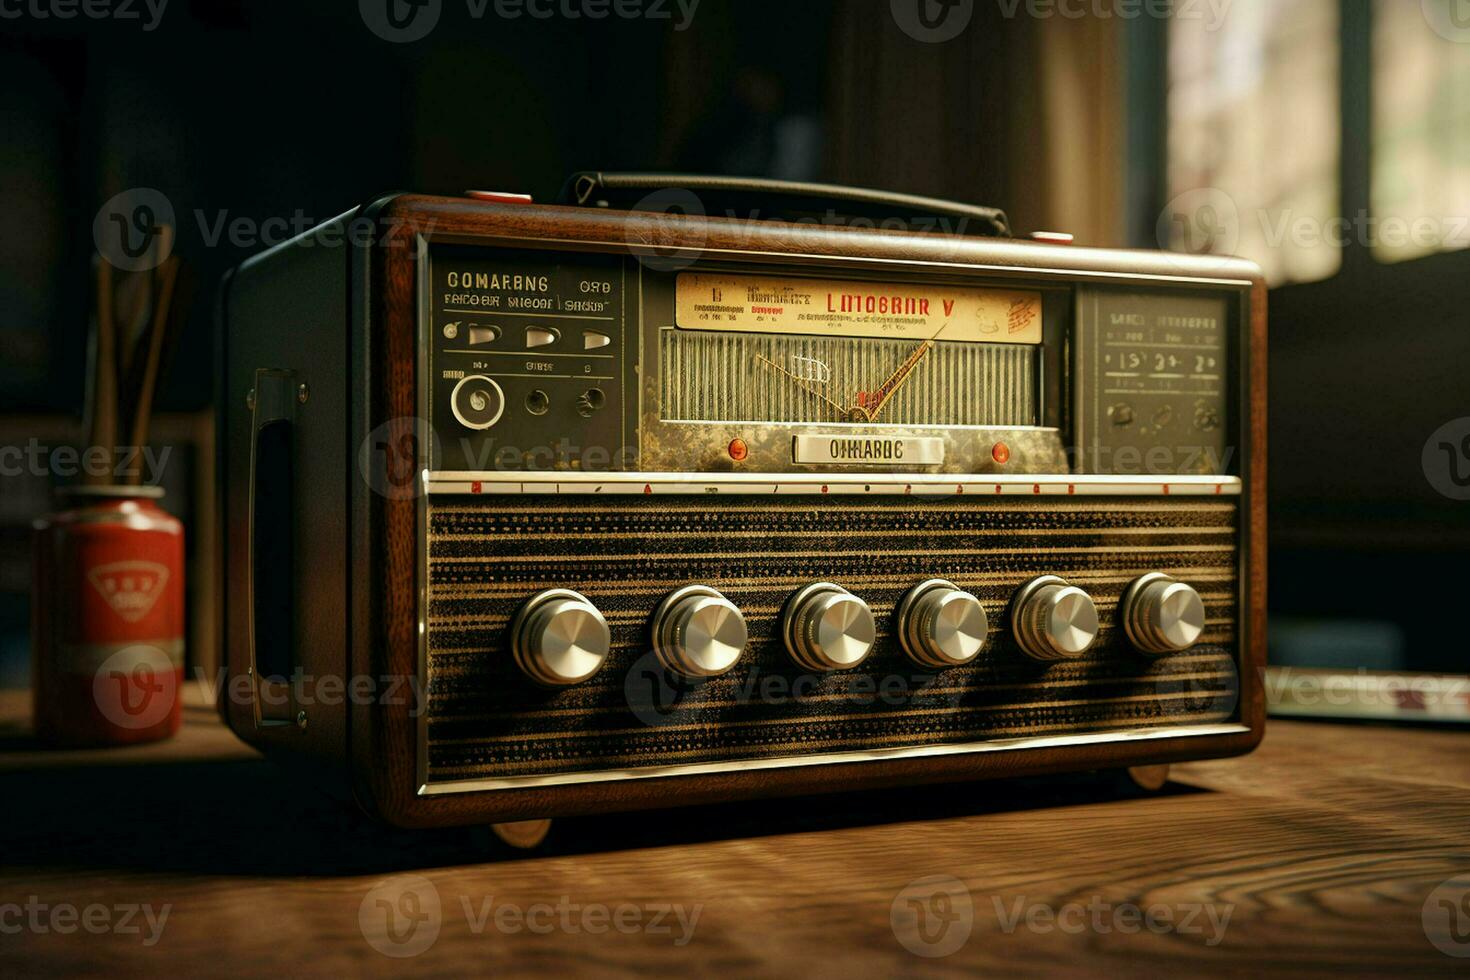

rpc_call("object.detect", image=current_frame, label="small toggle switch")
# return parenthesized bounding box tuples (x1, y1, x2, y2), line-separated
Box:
(526, 327, 560, 348)
(583, 331, 612, 350)
(467, 325, 501, 346)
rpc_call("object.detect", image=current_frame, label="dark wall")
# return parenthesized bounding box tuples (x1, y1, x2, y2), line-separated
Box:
(0, 0, 839, 416)
(1270, 247, 1470, 672)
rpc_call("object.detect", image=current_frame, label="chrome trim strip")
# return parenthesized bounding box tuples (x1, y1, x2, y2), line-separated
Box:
(415, 235, 433, 792)
(421, 228, 1258, 288)
(418, 723, 1250, 794)
(425, 472, 1243, 496)
(658, 420, 1060, 431)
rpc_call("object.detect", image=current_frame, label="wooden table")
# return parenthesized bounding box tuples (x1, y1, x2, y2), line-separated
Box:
(1, 690, 1467, 977)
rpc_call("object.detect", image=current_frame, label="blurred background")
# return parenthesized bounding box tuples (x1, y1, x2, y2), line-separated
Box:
(1, 0, 1466, 690)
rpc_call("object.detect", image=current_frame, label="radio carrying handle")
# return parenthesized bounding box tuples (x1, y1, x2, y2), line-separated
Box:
(562, 172, 1012, 239)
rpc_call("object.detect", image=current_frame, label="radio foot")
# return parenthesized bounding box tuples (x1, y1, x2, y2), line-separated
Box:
(488, 819, 553, 850)
(1123, 764, 1171, 792)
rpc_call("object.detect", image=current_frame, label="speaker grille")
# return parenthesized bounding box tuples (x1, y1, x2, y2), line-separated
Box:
(659, 328, 1038, 425)
(424, 495, 1240, 783)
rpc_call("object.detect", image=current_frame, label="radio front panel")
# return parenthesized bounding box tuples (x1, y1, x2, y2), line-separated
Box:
(415, 229, 1254, 796)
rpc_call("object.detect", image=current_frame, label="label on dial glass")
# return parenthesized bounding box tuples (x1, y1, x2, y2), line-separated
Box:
(676, 273, 1043, 344)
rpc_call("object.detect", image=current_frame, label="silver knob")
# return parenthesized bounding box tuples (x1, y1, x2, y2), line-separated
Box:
(510, 589, 610, 686)
(782, 582, 875, 672)
(651, 585, 748, 678)
(450, 374, 506, 430)
(896, 579, 989, 668)
(1120, 573, 1205, 656)
(1011, 575, 1099, 662)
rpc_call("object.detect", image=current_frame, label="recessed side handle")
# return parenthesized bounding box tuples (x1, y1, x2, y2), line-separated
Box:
(247, 368, 299, 729)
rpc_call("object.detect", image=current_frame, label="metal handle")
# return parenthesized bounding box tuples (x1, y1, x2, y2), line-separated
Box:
(562, 171, 1012, 238)
(246, 368, 301, 729)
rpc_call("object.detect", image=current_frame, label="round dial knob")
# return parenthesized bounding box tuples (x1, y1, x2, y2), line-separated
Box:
(1120, 573, 1205, 656)
(896, 579, 989, 668)
(510, 589, 610, 686)
(450, 374, 505, 430)
(782, 583, 875, 672)
(1011, 575, 1099, 662)
(651, 585, 748, 678)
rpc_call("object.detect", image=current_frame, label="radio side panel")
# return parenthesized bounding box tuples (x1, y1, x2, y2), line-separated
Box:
(218, 213, 355, 781)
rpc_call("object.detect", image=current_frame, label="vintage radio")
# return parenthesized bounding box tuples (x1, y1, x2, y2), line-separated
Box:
(217, 176, 1266, 837)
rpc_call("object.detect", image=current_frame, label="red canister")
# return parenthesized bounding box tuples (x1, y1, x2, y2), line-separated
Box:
(31, 486, 185, 745)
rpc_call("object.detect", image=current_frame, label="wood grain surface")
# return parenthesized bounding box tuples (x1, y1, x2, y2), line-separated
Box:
(1, 690, 1465, 977)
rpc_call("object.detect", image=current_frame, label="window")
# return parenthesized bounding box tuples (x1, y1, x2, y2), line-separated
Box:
(1371, 0, 1470, 263)
(1165, 0, 1340, 286)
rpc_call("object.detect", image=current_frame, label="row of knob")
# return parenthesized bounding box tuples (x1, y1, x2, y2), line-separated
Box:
(509, 572, 1206, 687)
